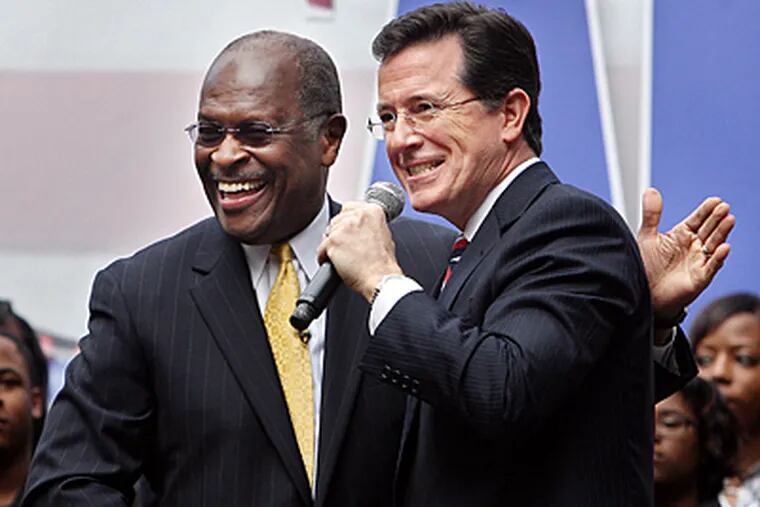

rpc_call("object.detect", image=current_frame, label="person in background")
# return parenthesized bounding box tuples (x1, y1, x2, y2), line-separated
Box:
(693, 293, 760, 507)
(0, 301, 47, 441)
(0, 332, 44, 507)
(654, 377, 738, 507)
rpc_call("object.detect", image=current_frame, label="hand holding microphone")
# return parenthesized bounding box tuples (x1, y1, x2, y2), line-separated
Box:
(290, 182, 405, 331)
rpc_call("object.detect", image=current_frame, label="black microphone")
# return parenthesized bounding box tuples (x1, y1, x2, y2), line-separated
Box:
(289, 181, 405, 332)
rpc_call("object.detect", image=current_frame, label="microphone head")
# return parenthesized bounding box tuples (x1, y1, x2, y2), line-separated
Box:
(364, 181, 405, 221)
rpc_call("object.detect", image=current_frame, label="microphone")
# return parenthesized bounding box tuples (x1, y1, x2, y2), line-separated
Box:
(289, 181, 405, 332)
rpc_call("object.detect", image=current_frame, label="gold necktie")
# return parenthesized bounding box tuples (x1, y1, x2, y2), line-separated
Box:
(263, 243, 314, 485)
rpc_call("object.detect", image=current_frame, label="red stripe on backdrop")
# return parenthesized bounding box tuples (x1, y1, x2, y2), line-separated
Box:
(307, 0, 333, 9)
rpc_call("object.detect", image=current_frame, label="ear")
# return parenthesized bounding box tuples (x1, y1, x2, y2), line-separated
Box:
(320, 113, 348, 167)
(500, 88, 531, 145)
(30, 386, 43, 420)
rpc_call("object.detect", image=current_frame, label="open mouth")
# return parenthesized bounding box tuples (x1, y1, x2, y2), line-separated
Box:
(218, 179, 267, 198)
(215, 179, 269, 211)
(405, 160, 443, 177)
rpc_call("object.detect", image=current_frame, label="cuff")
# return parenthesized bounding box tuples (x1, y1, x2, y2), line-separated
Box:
(368, 275, 423, 335)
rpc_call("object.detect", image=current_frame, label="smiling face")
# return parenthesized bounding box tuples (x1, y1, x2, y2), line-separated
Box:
(695, 312, 760, 436)
(195, 43, 342, 245)
(377, 35, 532, 230)
(0, 334, 41, 462)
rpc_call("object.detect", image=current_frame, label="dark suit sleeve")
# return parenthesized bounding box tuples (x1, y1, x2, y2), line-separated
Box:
(23, 265, 153, 506)
(361, 194, 650, 438)
(653, 326, 698, 401)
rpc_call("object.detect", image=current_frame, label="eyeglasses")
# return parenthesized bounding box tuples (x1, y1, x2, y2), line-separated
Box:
(656, 412, 697, 436)
(366, 96, 481, 140)
(185, 113, 329, 148)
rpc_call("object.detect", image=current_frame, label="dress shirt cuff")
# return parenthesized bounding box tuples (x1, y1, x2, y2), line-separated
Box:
(368, 276, 423, 335)
(653, 327, 678, 366)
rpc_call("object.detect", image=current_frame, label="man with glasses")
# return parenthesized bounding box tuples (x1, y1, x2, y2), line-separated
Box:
(320, 3, 734, 505)
(22, 31, 454, 506)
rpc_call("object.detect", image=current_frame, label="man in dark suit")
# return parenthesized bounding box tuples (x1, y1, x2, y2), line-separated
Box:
(321, 3, 733, 506)
(22, 31, 454, 506)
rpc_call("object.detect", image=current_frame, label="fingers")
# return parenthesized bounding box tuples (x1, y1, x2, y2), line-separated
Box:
(639, 188, 663, 237)
(683, 196, 722, 233)
(702, 213, 736, 256)
(703, 242, 731, 283)
(696, 202, 730, 242)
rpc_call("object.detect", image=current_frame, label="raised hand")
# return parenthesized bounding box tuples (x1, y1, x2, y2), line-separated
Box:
(637, 188, 735, 326)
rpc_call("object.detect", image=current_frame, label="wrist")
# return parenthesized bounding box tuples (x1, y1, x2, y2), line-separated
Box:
(368, 273, 407, 304)
(654, 306, 687, 330)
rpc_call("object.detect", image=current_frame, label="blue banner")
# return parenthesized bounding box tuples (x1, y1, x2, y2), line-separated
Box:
(652, 1, 760, 313)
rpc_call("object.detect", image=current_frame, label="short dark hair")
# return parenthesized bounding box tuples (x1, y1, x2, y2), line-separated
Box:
(372, 1, 543, 155)
(216, 30, 342, 122)
(690, 292, 760, 348)
(680, 377, 738, 501)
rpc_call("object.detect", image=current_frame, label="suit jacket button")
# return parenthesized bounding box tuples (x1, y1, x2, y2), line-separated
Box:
(412, 379, 420, 386)
(384, 364, 392, 371)
(380, 373, 388, 380)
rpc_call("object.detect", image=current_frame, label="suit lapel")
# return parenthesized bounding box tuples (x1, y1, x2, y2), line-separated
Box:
(312, 199, 369, 500)
(439, 162, 558, 310)
(314, 283, 369, 501)
(189, 223, 311, 504)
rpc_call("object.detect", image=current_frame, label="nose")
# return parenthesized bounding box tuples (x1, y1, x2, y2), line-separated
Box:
(705, 353, 733, 385)
(210, 133, 249, 168)
(385, 115, 424, 157)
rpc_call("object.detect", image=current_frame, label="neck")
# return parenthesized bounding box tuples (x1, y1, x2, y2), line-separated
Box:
(738, 431, 760, 477)
(655, 481, 700, 507)
(0, 450, 31, 506)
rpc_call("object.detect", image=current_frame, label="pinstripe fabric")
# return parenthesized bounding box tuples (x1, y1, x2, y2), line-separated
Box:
(360, 163, 656, 507)
(22, 207, 455, 507)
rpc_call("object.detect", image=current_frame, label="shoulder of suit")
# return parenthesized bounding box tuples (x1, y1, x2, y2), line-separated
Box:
(102, 216, 220, 273)
(531, 182, 630, 231)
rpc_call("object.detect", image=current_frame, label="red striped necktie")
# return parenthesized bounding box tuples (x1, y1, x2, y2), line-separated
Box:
(442, 236, 469, 289)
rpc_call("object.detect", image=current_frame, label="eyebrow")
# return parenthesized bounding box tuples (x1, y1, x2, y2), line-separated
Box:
(376, 93, 437, 113)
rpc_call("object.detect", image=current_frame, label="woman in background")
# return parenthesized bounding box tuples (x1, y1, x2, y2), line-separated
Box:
(693, 293, 760, 506)
(655, 377, 737, 507)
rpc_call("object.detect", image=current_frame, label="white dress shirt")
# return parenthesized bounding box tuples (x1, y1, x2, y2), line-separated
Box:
(241, 196, 329, 496)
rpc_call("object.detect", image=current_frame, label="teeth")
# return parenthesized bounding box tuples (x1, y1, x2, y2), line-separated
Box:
(407, 162, 438, 176)
(218, 180, 264, 193)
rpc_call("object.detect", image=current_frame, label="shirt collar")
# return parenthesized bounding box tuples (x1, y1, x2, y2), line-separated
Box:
(462, 157, 541, 241)
(242, 196, 329, 282)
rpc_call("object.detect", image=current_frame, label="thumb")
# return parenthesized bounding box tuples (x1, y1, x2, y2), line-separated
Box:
(639, 187, 663, 237)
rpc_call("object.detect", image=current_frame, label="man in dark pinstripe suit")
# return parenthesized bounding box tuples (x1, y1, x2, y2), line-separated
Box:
(22, 31, 454, 506)
(321, 3, 735, 506)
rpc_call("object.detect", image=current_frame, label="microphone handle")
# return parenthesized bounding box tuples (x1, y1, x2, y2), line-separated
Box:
(289, 262, 342, 331)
